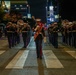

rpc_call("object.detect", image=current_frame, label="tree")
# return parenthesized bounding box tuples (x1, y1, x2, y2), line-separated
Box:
(0, 6, 5, 21)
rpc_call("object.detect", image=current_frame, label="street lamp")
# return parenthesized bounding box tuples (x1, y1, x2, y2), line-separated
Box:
(46, 6, 48, 24)
(27, 4, 30, 14)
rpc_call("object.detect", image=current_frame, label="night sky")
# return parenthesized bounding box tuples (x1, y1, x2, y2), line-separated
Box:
(60, 0, 76, 21)
(28, 0, 76, 22)
(28, 0, 46, 23)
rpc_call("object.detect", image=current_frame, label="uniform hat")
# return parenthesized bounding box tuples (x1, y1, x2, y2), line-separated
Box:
(36, 19, 41, 21)
(53, 22, 57, 25)
(69, 22, 72, 25)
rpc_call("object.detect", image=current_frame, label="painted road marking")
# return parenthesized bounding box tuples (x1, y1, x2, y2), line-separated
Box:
(0, 51, 5, 55)
(43, 50, 64, 68)
(66, 51, 76, 59)
(6, 50, 29, 69)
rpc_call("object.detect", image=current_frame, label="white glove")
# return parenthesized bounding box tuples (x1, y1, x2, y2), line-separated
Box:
(43, 37, 46, 43)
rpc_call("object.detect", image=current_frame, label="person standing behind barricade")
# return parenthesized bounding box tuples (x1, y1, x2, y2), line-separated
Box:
(21, 23, 28, 48)
(48, 23, 52, 43)
(12, 23, 18, 45)
(48, 23, 54, 44)
(65, 23, 69, 45)
(68, 22, 73, 46)
(72, 21, 76, 48)
(0, 28, 2, 38)
(61, 20, 67, 44)
(60, 25, 65, 43)
(17, 19, 24, 43)
(11, 23, 16, 47)
(33, 19, 45, 59)
(26, 23, 31, 46)
(16, 24, 20, 44)
(52, 22, 59, 48)
(6, 22, 14, 48)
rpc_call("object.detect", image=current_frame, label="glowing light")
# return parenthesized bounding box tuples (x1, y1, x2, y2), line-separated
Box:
(55, 15, 59, 19)
(2, 4, 5, 7)
(49, 18, 54, 22)
(20, 5, 22, 7)
(49, 6, 53, 10)
(5, 1, 10, 9)
(15, 5, 17, 7)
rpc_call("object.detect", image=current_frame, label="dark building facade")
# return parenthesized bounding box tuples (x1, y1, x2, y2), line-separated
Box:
(10, 0, 29, 17)
(0, 0, 30, 17)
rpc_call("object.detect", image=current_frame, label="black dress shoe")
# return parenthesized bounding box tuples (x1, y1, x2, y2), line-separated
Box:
(37, 56, 39, 58)
(40, 56, 42, 59)
(54, 47, 58, 48)
(23, 46, 26, 48)
(9, 47, 11, 49)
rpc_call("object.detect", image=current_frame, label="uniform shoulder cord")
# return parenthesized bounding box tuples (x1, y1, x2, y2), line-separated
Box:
(34, 26, 43, 40)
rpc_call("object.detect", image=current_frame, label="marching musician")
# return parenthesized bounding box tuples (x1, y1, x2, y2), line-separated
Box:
(21, 23, 28, 48)
(6, 22, 15, 48)
(33, 19, 45, 59)
(52, 22, 59, 48)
